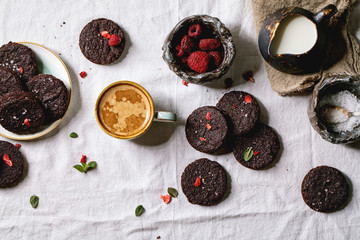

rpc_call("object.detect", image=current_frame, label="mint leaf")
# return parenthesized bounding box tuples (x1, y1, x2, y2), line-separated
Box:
(167, 187, 178, 198)
(30, 195, 39, 208)
(70, 132, 78, 138)
(135, 205, 145, 216)
(87, 161, 97, 168)
(244, 147, 254, 162)
(73, 164, 85, 172)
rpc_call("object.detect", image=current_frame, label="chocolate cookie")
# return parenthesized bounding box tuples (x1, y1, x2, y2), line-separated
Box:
(233, 124, 280, 170)
(0, 42, 38, 83)
(301, 166, 349, 212)
(0, 141, 24, 188)
(79, 18, 126, 64)
(0, 92, 45, 134)
(27, 74, 69, 121)
(216, 91, 260, 136)
(185, 106, 229, 153)
(0, 67, 23, 97)
(181, 158, 227, 206)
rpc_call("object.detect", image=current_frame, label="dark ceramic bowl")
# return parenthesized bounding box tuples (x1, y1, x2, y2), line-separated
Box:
(308, 75, 360, 144)
(258, 4, 337, 74)
(162, 15, 236, 84)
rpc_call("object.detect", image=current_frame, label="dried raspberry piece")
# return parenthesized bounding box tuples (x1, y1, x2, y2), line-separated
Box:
(19, 67, 24, 74)
(199, 39, 221, 50)
(80, 155, 87, 164)
(182, 80, 189, 87)
(180, 35, 195, 53)
(209, 51, 221, 67)
(79, 71, 87, 78)
(199, 137, 205, 141)
(24, 119, 31, 126)
(15, 144, 21, 149)
(194, 177, 201, 187)
(100, 31, 111, 39)
(232, 105, 236, 109)
(108, 34, 122, 46)
(3, 153, 12, 167)
(175, 45, 184, 57)
(206, 112, 211, 121)
(160, 195, 171, 204)
(187, 51, 209, 73)
(188, 24, 201, 38)
(253, 151, 259, 156)
(206, 124, 211, 130)
(243, 71, 254, 83)
(244, 95, 252, 103)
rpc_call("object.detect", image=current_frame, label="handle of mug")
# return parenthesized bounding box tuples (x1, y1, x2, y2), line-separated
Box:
(154, 111, 177, 122)
(313, 4, 337, 24)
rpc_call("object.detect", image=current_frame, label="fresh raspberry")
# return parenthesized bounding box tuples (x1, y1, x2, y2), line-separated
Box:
(160, 195, 171, 204)
(180, 35, 195, 53)
(188, 24, 201, 38)
(108, 34, 122, 46)
(175, 45, 184, 57)
(208, 51, 222, 67)
(79, 71, 87, 78)
(199, 38, 221, 50)
(187, 51, 209, 73)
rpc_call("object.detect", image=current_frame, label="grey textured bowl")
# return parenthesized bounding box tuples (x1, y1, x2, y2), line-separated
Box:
(162, 15, 236, 84)
(308, 75, 360, 144)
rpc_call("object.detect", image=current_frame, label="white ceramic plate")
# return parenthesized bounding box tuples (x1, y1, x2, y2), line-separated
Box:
(0, 42, 72, 140)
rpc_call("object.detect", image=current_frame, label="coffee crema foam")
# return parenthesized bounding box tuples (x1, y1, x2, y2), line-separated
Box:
(99, 84, 151, 136)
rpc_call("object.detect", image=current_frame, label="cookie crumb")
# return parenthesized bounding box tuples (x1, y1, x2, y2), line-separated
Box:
(224, 77, 233, 89)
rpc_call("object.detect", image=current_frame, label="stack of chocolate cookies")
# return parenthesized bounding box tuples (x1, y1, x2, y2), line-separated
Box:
(182, 91, 280, 206)
(185, 91, 280, 170)
(0, 42, 69, 134)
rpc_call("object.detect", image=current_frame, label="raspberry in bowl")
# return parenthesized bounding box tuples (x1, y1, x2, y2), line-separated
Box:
(162, 15, 236, 84)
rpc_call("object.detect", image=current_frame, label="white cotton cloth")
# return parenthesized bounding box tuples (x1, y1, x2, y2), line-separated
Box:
(0, 0, 360, 239)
